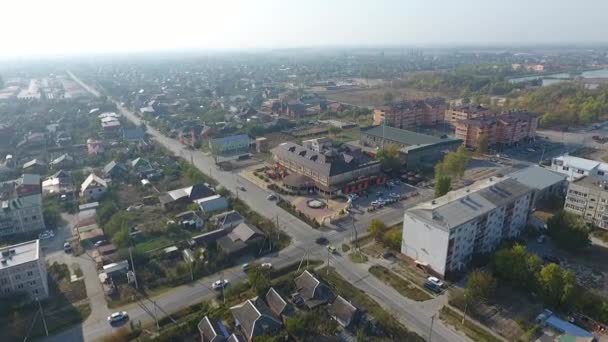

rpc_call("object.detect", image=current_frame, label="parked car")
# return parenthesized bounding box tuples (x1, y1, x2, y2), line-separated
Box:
(212, 279, 229, 290)
(63, 242, 72, 253)
(327, 245, 337, 254)
(241, 263, 250, 271)
(238, 186, 246, 191)
(107, 311, 129, 324)
(427, 276, 444, 288)
(315, 237, 329, 245)
(267, 193, 277, 200)
(94, 240, 108, 247)
(261, 262, 273, 269)
(424, 280, 443, 294)
(38, 230, 54, 240)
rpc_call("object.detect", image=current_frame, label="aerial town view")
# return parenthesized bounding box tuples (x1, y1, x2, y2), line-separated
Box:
(2, 1, 608, 341)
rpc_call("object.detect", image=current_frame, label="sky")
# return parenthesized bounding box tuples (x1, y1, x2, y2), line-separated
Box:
(1, 0, 608, 58)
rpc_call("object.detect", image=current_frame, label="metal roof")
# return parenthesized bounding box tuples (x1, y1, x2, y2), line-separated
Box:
(362, 125, 461, 147)
(508, 165, 566, 191)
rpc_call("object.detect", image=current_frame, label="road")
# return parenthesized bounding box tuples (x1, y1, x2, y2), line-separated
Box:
(60, 71, 470, 342)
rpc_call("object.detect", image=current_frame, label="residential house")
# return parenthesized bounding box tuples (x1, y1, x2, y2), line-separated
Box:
(42, 170, 73, 194)
(196, 195, 229, 214)
(455, 111, 538, 147)
(0, 175, 45, 237)
(550, 155, 608, 182)
(80, 173, 108, 202)
(507, 165, 567, 208)
(159, 184, 215, 210)
(87, 138, 105, 155)
(329, 295, 360, 328)
(22, 159, 47, 174)
(122, 127, 145, 142)
(178, 124, 211, 147)
(175, 211, 204, 229)
(265, 287, 292, 319)
(373, 98, 447, 128)
(55, 131, 72, 147)
(17, 132, 46, 150)
(210, 210, 244, 230)
(102, 160, 128, 179)
(49, 154, 73, 169)
(564, 176, 608, 230)
(198, 316, 230, 342)
(230, 297, 282, 342)
(217, 222, 264, 255)
(444, 104, 494, 127)
(294, 270, 335, 309)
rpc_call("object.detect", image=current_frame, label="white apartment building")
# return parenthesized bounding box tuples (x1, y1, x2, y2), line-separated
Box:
(0, 174, 45, 237)
(564, 176, 608, 230)
(550, 155, 608, 182)
(0, 240, 49, 300)
(401, 177, 533, 277)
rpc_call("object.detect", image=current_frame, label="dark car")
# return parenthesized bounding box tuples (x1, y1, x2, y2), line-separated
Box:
(315, 237, 329, 245)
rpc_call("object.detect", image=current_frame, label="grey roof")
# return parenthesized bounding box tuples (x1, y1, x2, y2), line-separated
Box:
(230, 298, 281, 340)
(329, 295, 358, 328)
(508, 165, 566, 191)
(294, 270, 334, 308)
(123, 127, 145, 141)
(363, 125, 460, 147)
(265, 287, 288, 317)
(407, 177, 533, 230)
(227, 334, 246, 342)
(197, 316, 229, 342)
(228, 222, 263, 242)
(211, 210, 244, 229)
(103, 160, 127, 175)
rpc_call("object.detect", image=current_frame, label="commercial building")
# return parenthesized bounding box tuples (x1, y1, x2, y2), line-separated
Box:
(507, 165, 567, 208)
(0, 240, 49, 300)
(209, 134, 253, 157)
(564, 176, 608, 230)
(360, 125, 462, 169)
(550, 155, 608, 182)
(0, 175, 46, 237)
(445, 104, 494, 127)
(271, 141, 383, 194)
(454, 111, 539, 147)
(372, 98, 447, 128)
(401, 177, 533, 277)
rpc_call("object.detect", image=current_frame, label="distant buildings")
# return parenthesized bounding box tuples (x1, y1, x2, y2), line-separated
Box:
(454, 111, 539, 147)
(401, 177, 533, 277)
(0, 174, 46, 237)
(0, 240, 49, 300)
(360, 126, 462, 169)
(564, 176, 608, 230)
(373, 98, 447, 128)
(512, 63, 545, 73)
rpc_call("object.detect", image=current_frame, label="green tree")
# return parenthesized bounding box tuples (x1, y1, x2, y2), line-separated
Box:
(547, 210, 589, 251)
(42, 197, 61, 228)
(248, 264, 271, 296)
(466, 269, 497, 304)
(112, 225, 130, 248)
(538, 263, 576, 307)
(493, 244, 541, 290)
(475, 134, 489, 156)
(439, 146, 469, 178)
(376, 144, 401, 170)
(382, 228, 402, 250)
(368, 219, 387, 241)
(97, 201, 118, 226)
(434, 175, 451, 197)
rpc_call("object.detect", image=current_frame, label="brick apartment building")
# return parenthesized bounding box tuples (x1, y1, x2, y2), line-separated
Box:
(444, 104, 494, 127)
(455, 111, 539, 147)
(373, 98, 446, 128)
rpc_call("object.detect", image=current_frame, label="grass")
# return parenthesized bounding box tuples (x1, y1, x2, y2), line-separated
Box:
(369, 265, 432, 302)
(135, 235, 177, 254)
(439, 306, 502, 342)
(349, 251, 368, 263)
(317, 267, 424, 341)
(592, 229, 608, 245)
(341, 243, 351, 252)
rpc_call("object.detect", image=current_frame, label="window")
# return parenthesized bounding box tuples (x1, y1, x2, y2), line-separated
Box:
(29, 280, 36, 286)
(4, 288, 9, 294)
(15, 275, 20, 280)
(32, 216, 36, 220)
(33, 289, 38, 295)
(599, 171, 605, 176)
(563, 166, 569, 171)
(578, 170, 585, 174)
(0, 278, 7, 285)
(17, 284, 23, 289)
(98, 189, 103, 192)
(27, 271, 33, 277)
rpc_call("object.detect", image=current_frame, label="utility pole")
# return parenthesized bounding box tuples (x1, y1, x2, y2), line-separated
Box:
(154, 300, 159, 330)
(462, 294, 469, 325)
(428, 314, 435, 342)
(221, 269, 226, 304)
(327, 246, 330, 275)
(37, 297, 48, 337)
(129, 244, 139, 290)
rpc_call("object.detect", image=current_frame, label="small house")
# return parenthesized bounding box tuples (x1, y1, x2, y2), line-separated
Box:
(196, 195, 228, 214)
(80, 173, 108, 202)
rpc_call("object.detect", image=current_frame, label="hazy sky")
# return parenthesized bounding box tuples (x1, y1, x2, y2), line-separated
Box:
(2, 0, 607, 57)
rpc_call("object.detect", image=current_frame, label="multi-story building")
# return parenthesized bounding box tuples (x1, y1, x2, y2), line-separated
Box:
(0, 174, 46, 237)
(445, 104, 494, 127)
(372, 98, 447, 128)
(0, 240, 49, 300)
(550, 155, 608, 182)
(271, 141, 383, 194)
(564, 176, 608, 230)
(401, 177, 533, 277)
(455, 111, 538, 147)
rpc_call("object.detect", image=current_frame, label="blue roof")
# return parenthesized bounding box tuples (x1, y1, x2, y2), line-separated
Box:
(211, 134, 251, 145)
(123, 127, 145, 141)
(545, 315, 593, 337)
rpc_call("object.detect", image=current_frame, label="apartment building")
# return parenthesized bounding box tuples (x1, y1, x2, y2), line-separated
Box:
(564, 176, 608, 230)
(0, 240, 49, 300)
(455, 111, 538, 147)
(372, 98, 447, 128)
(550, 155, 608, 182)
(444, 104, 494, 127)
(0, 174, 46, 237)
(401, 177, 533, 277)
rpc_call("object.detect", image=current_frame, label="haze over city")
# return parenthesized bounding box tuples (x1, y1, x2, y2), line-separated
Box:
(2, 0, 608, 58)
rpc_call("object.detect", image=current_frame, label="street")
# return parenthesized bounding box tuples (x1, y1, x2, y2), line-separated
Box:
(58, 71, 470, 342)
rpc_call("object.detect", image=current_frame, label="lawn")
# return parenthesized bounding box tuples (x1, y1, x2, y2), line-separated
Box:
(439, 306, 502, 342)
(369, 265, 432, 302)
(349, 251, 369, 263)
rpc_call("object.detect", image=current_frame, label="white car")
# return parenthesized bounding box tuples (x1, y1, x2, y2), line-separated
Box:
(38, 230, 54, 240)
(427, 276, 444, 288)
(261, 262, 273, 269)
(267, 194, 277, 200)
(107, 311, 129, 324)
(212, 279, 229, 290)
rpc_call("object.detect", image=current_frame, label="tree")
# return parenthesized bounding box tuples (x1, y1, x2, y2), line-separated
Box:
(538, 263, 576, 307)
(466, 270, 497, 304)
(475, 134, 489, 156)
(112, 225, 130, 248)
(434, 175, 451, 197)
(493, 244, 540, 290)
(328, 125, 342, 137)
(248, 264, 271, 296)
(368, 219, 387, 241)
(547, 210, 589, 251)
(42, 197, 61, 228)
(438, 146, 469, 178)
(376, 144, 401, 170)
(382, 228, 402, 250)
(97, 201, 118, 226)
(383, 91, 394, 104)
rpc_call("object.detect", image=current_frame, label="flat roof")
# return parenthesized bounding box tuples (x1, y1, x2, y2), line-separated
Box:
(508, 165, 566, 191)
(363, 125, 461, 147)
(553, 155, 603, 171)
(0, 240, 40, 269)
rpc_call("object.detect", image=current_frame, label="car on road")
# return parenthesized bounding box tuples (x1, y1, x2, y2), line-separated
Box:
(426, 276, 444, 288)
(424, 280, 443, 294)
(389, 193, 400, 199)
(107, 311, 129, 325)
(212, 279, 229, 290)
(315, 237, 329, 245)
(63, 242, 72, 253)
(238, 186, 246, 191)
(267, 193, 277, 200)
(242, 263, 250, 271)
(327, 245, 337, 254)
(261, 262, 273, 269)
(38, 230, 54, 240)
(94, 240, 108, 247)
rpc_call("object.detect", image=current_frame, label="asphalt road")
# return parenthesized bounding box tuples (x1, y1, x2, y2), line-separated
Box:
(60, 71, 470, 342)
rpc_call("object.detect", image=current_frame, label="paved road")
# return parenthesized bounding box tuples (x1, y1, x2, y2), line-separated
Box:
(60, 71, 469, 342)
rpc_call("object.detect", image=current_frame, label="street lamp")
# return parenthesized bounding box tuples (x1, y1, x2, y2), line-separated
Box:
(462, 293, 469, 325)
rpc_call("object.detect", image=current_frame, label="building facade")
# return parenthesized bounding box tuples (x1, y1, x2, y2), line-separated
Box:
(0, 240, 49, 300)
(401, 177, 533, 277)
(372, 98, 447, 128)
(564, 176, 608, 230)
(209, 134, 253, 157)
(550, 155, 608, 182)
(0, 175, 45, 237)
(445, 104, 494, 127)
(455, 111, 538, 147)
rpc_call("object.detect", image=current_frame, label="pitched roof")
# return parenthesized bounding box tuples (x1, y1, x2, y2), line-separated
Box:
(211, 134, 252, 147)
(294, 270, 335, 308)
(166, 184, 215, 202)
(265, 288, 288, 317)
(81, 173, 107, 192)
(123, 127, 145, 141)
(230, 298, 282, 340)
(23, 159, 46, 169)
(50, 154, 72, 165)
(211, 210, 244, 229)
(197, 316, 229, 342)
(228, 222, 263, 242)
(103, 160, 127, 175)
(329, 295, 358, 328)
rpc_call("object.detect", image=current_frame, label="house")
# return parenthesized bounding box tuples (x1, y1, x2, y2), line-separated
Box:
(101, 119, 121, 131)
(17, 132, 46, 150)
(217, 222, 264, 255)
(42, 170, 73, 194)
(80, 173, 108, 202)
(159, 184, 215, 210)
(198, 316, 230, 342)
(210, 210, 244, 230)
(87, 138, 105, 155)
(49, 154, 73, 169)
(227, 334, 246, 342)
(294, 270, 335, 309)
(209, 134, 253, 157)
(179, 124, 211, 147)
(122, 127, 145, 142)
(175, 211, 204, 229)
(22, 159, 47, 174)
(196, 195, 228, 214)
(55, 131, 72, 146)
(535, 309, 594, 339)
(265, 287, 292, 319)
(329, 295, 359, 328)
(103, 160, 128, 179)
(230, 297, 282, 342)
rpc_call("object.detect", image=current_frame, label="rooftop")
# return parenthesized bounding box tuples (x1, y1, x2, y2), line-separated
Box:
(362, 125, 461, 148)
(553, 155, 605, 171)
(508, 165, 566, 191)
(0, 240, 40, 270)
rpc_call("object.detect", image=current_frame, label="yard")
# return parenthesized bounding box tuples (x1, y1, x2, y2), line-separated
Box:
(369, 265, 432, 302)
(439, 306, 502, 342)
(321, 86, 446, 107)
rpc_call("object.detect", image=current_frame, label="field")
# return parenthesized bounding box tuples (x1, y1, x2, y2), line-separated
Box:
(321, 86, 446, 107)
